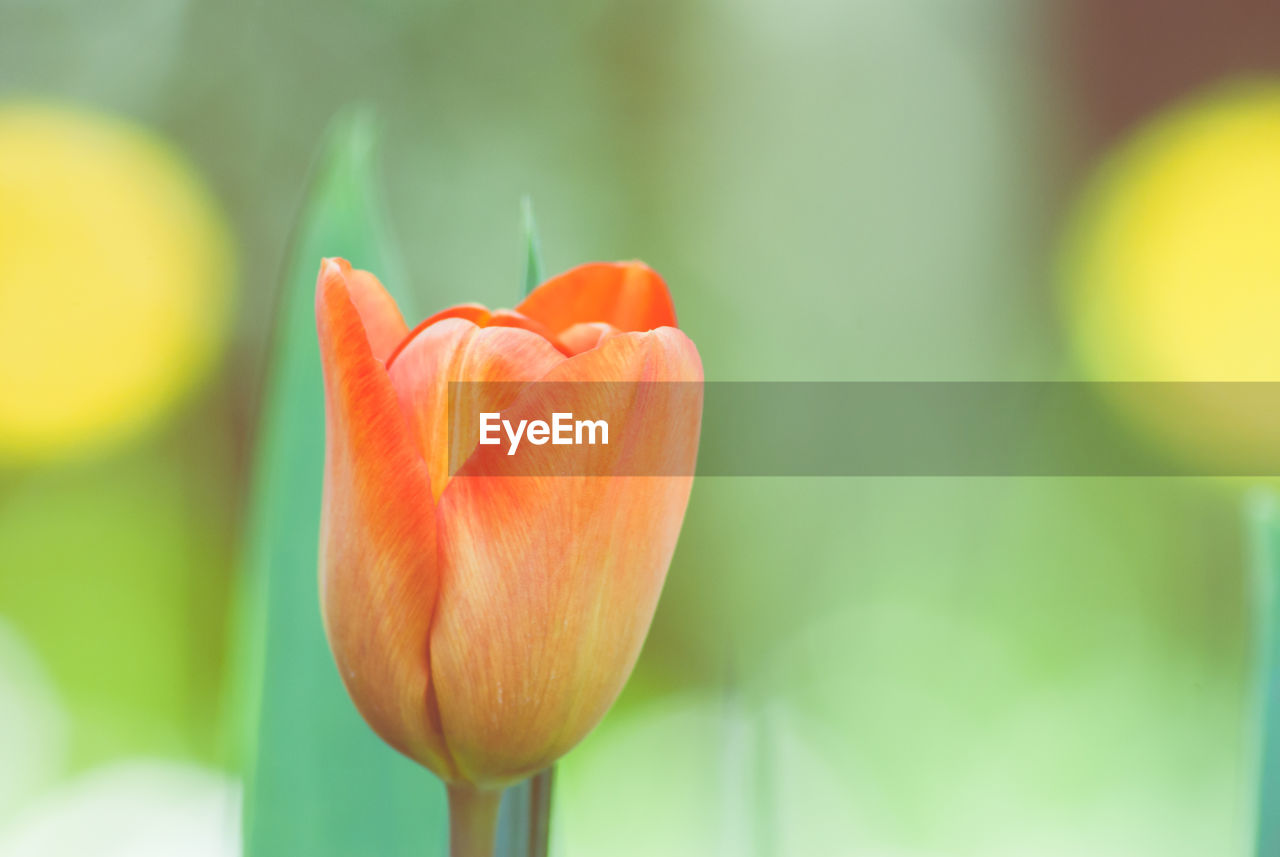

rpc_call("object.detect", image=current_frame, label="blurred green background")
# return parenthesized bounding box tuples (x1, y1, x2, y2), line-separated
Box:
(2, 0, 1280, 854)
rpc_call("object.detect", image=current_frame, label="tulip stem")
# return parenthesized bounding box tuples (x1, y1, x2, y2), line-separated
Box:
(448, 784, 503, 857)
(526, 767, 554, 857)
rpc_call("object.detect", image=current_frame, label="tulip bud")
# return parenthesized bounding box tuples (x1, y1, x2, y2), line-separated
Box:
(315, 257, 702, 853)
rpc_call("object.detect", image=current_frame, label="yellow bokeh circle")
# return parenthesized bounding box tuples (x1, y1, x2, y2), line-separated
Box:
(1061, 80, 1280, 472)
(0, 102, 233, 463)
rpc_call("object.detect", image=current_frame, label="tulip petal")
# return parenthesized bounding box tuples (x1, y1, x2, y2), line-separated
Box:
(516, 262, 678, 336)
(556, 321, 621, 355)
(387, 318, 566, 502)
(486, 309, 568, 354)
(429, 328, 702, 786)
(315, 261, 455, 778)
(321, 258, 410, 363)
(388, 306, 571, 368)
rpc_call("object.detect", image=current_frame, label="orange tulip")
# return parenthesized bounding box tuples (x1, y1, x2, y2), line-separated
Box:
(314, 257, 702, 853)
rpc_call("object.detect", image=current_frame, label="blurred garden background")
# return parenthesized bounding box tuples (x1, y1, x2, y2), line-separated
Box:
(2, 0, 1280, 854)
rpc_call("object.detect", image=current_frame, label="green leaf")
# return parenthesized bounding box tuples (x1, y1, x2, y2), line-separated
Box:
(235, 109, 447, 857)
(495, 769, 553, 857)
(1251, 490, 1280, 857)
(521, 195, 545, 296)
(494, 194, 554, 857)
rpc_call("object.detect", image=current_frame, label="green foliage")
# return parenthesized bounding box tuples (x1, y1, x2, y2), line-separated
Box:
(1251, 491, 1280, 857)
(0, 428, 233, 771)
(236, 111, 447, 857)
(521, 196, 544, 296)
(235, 120, 555, 857)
